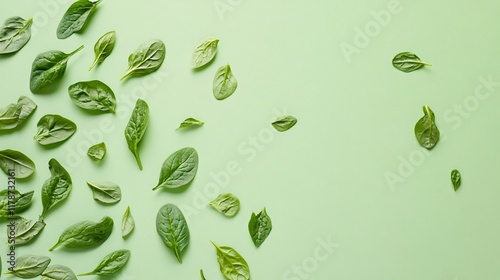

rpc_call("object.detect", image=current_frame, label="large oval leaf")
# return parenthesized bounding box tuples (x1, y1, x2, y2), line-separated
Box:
(120, 39, 165, 80)
(57, 0, 101, 39)
(86, 181, 121, 204)
(211, 241, 250, 280)
(156, 203, 190, 263)
(40, 158, 72, 218)
(49, 216, 113, 251)
(89, 30, 116, 70)
(0, 149, 35, 178)
(191, 37, 219, 68)
(7, 255, 51, 278)
(78, 249, 130, 276)
(153, 147, 199, 191)
(68, 80, 116, 113)
(34, 114, 77, 145)
(41, 265, 77, 280)
(0, 96, 37, 131)
(0, 16, 32, 54)
(414, 105, 440, 149)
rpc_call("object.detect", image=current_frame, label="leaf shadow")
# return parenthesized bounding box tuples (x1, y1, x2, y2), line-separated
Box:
(0, 52, 17, 60)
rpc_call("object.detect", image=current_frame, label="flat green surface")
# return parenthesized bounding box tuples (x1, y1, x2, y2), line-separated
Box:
(1, 0, 500, 279)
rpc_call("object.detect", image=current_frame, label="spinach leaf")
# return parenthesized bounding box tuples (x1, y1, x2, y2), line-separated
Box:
(153, 147, 199, 191)
(192, 38, 219, 68)
(10, 217, 46, 246)
(392, 52, 431, 73)
(78, 249, 130, 276)
(120, 39, 165, 81)
(156, 203, 190, 263)
(414, 105, 440, 149)
(40, 158, 72, 218)
(57, 0, 102, 39)
(34, 114, 77, 145)
(0, 189, 34, 218)
(200, 269, 207, 280)
(0, 16, 32, 54)
(49, 216, 113, 251)
(125, 99, 149, 170)
(213, 64, 237, 100)
(87, 142, 106, 160)
(0, 149, 36, 178)
(248, 208, 272, 247)
(68, 80, 116, 113)
(86, 181, 121, 204)
(41, 265, 77, 280)
(30, 45, 84, 93)
(451, 169, 461, 191)
(211, 241, 250, 280)
(89, 30, 116, 70)
(178, 118, 204, 129)
(6, 255, 51, 278)
(0, 95, 37, 131)
(121, 206, 135, 238)
(209, 193, 240, 217)
(272, 115, 297, 132)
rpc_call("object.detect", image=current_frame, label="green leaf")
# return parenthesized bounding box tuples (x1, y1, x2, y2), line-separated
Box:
(33, 114, 77, 146)
(414, 105, 440, 149)
(125, 99, 149, 170)
(30, 45, 84, 93)
(57, 0, 101, 39)
(121, 206, 135, 238)
(10, 217, 46, 246)
(213, 64, 237, 100)
(178, 118, 204, 129)
(392, 52, 431, 73)
(40, 158, 72, 218)
(153, 147, 199, 191)
(209, 193, 240, 217)
(272, 115, 297, 132)
(68, 80, 116, 113)
(6, 255, 51, 278)
(49, 216, 113, 251)
(0, 189, 34, 218)
(192, 38, 219, 68)
(78, 249, 130, 276)
(211, 241, 250, 280)
(156, 203, 190, 263)
(86, 181, 121, 204)
(0, 149, 36, 179)
(451, 169, 461, 191)
(0, 96, 37, 131)
(89, 30, 116, 70)
(248, 208, 272, 247)
(41, 264, 77, 280)
(87, 142, 106, 160)
(120, 39, 166, 80)
(0, 16, 32, 54)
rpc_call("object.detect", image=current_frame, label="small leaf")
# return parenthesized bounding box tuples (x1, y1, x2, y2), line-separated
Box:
(121, 206, 135, 238)
(272, 115, 297, 132)
(451, 169, 461, 191)
(41, 264, 77, 280)
(68, 80, 116, 113)
(89, 30, 116, 70)
(414, 105, 440, 149)
(6, 255, 51, 278)
(87, 142, 106, 161)
(153, 147, 199, 191)
(49, 216, 113, 251)
(125, 99, 149, 170)
(392, 51, 431, 73)
(248, 208, 272, 247)
(86, 181, 121, 204)
(40, 158, 72, 218)
(120, 39, 166, 81)
(57, 0, 102, 39)
(213, 64, 237, 100)
(34, 114, 77, 145)
(209, 193, 240, 217)
(211, 241, 250, 280)
(178, 118, 204, 129)
(0, 16, 32, 54)
(78, 249, 130, 276)
(0, 149, 36, 178)
(192, 38, 219, 68)
(0, 96, 37, 131)
(156, 203, 190, 263)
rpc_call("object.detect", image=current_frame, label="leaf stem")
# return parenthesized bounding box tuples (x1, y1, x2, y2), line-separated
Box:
(133, 150, 143, 170)
(68, 45, 84, 58)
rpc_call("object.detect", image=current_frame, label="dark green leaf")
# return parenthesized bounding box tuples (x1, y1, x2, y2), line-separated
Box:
(34, 114, 77, 145)
(248, 208, 272, 247)
(414, 105, 440, 149)
(0, 189, 34, 218)
(87, 142, 106, 160)
(209, 193, 240, 217)
(41, 264, 77, 280)
(0, 96, 37, 131)
(272, 115, 297, 132)
(451, 169, 461, 191)
(120, 39, 165, 80)
(49, 216, 113, 251)
(213, 64, 237, 100)
(89, 30, 116, 70)
(192, 38, 219, 68)
(153, 147, 199, 190)
(125, 99, 149, 170)
(211, 241, 250, 280)
(78, 249, 130, 276)
(6, 255, 51, 278)
(0, 16, 32, 54)
(156, 203, 190, 263)
(178, 118, 204, 129)
(86, 181, 121, 204)
(121, 206, 134, 238)
(392, 52, 431, 73)
(57, 0, 101, 39)
(40, 158, 72, 218)
(68, 80, 116, 113)
(30, 45, 84, 93)
(0, 149, 36, 178)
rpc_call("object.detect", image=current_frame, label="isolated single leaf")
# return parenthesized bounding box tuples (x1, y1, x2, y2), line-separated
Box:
(68, 80, 116, 113)
(392, 51, 431, 73)
(178, 118, 204, 129)
(156, 203, 190, 263)
(414, 105, 440, 149)
(248, 208, 272, 247)
(86, 181, 121, 204)
(6, 255, 51, 278)
(0, 189, 34, 218)
(10, 217, 46, 246)
(213, 64, 237, 100)
(34, 114, 77, 145)
(49, 216, 113, 251)
(125, 99, 149, 170)
(211, 241, 250, 280)
(78, 249, 130, 276)
(272, 115, 297, 132)
(153, 147, 199, 190)
(41, 264, 78, 280)
(87, 142, 106, 160)
(192, 38, 219, 68)
(57, 0, 102, 39)
(121, 206, 135, 238)
(0, 149, 36, 178)
(40, 158, 72, 218)
(209, 193, 240, 217)
(120, 39, 165, 80)
(89, 30, 116, 70)
(0, 16, 32, 54)
(451, 169, 461, 191)
(0, 95, 37, 131)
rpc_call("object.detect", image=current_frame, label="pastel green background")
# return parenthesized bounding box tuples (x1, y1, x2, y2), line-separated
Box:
(1, 0, 500, 279)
